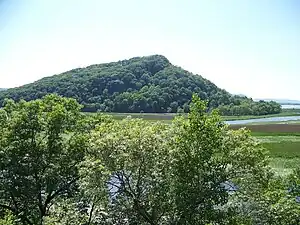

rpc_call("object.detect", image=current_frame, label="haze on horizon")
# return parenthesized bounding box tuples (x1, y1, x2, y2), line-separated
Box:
(0, 0, 299, 100)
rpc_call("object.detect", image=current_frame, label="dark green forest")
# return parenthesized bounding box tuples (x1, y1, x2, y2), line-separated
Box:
(0, 55, 281, 115)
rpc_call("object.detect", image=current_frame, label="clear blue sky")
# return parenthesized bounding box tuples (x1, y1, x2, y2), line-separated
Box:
(1, 0, 299, 99)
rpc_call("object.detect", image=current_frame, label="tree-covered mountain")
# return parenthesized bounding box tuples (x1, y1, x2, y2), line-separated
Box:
(0, 55, 281, 115)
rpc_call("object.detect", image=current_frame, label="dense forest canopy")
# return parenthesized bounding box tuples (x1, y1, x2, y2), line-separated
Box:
(0, 55, 281, 115)
(0, 95, 299, 224)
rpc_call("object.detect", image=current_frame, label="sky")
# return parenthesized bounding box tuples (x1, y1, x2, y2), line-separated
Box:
(0, 0, 299, 99)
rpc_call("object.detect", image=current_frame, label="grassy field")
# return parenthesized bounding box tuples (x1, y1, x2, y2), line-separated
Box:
(247, 127, 300, 176)
(230, 123, 300, 176)
(264, 141, 300, 176)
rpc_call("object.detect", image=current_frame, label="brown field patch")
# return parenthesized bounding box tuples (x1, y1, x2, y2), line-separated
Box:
(230, 124, 300, 133)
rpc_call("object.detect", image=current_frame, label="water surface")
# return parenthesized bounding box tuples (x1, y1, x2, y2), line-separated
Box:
(227, 116, 300, 125)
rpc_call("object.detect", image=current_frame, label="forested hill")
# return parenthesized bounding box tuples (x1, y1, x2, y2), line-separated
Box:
(0, 55, 281, 115)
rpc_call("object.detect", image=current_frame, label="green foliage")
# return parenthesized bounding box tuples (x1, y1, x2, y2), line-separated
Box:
(79, 94, 274, 224)
(0, 211, 16, 225)
(233, 171, 300, 225)
(0, 55, 280, 115)
(218, 100, 281, 116)
(0, 94, 297, 224)
(82, 118, 172, 224)
(170, 95, 272, 224)
(170, 95, 229, 224)
(0, 94, 87, 224)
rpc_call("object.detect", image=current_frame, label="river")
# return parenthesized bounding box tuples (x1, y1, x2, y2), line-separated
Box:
(227, 116, 300, 125)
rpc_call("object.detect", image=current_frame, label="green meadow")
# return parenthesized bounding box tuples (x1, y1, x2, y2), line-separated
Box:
(252, 133, 300, 175)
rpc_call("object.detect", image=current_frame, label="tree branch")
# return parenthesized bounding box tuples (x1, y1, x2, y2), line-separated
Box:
(43, 177, 79, 213)
(87, 202, 95, 225)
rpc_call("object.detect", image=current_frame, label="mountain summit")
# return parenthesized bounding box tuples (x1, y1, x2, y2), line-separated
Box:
(0, 55, 280, 115)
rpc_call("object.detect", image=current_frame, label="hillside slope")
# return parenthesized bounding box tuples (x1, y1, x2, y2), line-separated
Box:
(0, 55, 281, 115)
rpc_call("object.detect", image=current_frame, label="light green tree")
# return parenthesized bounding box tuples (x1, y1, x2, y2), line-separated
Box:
(169, 95, 271, 224)
(82, 118, 172, 224)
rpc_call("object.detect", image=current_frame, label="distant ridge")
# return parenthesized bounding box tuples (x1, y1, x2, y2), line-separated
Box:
(255, 99, 300, 105)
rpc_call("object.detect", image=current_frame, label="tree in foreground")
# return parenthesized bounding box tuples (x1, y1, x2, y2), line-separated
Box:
(80, 118, 172, 224)
(0, 95, 87, 224)
(169, 95, 272, 224)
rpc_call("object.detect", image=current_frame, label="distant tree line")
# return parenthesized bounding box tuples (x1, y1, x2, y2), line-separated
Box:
(217, 100, 281, 116)
(0, 55, 281, 115)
